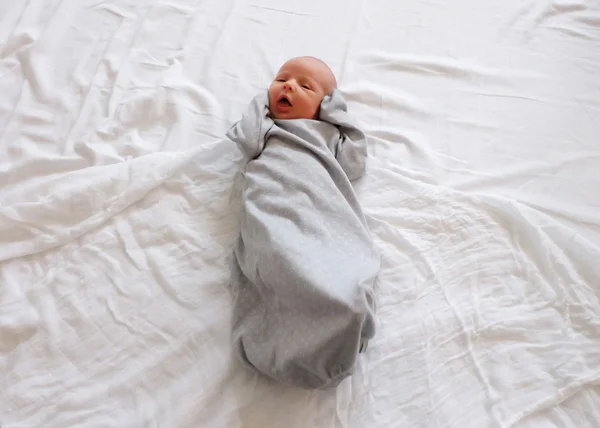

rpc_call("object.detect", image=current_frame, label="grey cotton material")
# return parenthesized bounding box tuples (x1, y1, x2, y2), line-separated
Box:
(226, 89, 380, 389)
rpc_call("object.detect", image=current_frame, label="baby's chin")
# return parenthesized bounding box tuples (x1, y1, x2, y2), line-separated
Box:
(269, 106, 318, 120)
(271, 112, 298, 120)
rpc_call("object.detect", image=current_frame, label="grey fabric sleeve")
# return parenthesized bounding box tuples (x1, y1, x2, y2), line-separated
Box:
(226, 90, 273, 161)
(319, 89, 368, 181)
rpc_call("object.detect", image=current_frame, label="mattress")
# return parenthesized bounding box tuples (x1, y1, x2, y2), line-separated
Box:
(1, 0, 600, 427)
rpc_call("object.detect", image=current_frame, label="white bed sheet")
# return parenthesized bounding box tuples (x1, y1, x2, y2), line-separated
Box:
(1, 0, 600, 427)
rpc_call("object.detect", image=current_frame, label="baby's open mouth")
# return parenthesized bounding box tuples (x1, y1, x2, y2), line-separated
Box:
(277, 96, 292, 107)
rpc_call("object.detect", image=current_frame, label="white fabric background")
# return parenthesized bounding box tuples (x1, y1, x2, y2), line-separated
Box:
(1, 0, 600, 427)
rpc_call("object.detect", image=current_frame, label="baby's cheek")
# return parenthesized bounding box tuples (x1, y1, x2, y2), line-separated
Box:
(268, 106, 278, 119)
(309, 99, 322, 118)
(267, 93, 277, 117)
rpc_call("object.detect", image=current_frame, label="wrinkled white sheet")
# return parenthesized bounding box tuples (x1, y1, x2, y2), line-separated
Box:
(1, 0, 600, 427)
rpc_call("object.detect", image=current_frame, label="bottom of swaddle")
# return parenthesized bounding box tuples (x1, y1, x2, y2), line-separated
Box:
(229, 259, 376, 390)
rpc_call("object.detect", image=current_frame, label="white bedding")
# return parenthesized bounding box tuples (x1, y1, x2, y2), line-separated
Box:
(1, 0, 600, 427)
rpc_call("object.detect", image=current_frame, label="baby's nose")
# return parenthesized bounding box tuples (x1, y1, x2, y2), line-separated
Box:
(283, 81, 295, 91)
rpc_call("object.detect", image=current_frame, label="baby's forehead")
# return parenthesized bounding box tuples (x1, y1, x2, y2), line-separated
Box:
(277, 59, 319, 76)
(276, 58, 336, 89)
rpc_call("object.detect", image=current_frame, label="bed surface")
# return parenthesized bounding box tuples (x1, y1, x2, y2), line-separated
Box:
(1, 0, 600, 427)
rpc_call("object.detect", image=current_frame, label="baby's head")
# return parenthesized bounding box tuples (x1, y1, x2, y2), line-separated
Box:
(269, 56, 337, 120)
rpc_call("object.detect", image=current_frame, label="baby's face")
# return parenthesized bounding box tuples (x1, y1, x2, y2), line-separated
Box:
(269, 57, 336, 120)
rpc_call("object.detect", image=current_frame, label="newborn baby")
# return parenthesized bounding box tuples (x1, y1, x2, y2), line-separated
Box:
(227, 56, 380, 389)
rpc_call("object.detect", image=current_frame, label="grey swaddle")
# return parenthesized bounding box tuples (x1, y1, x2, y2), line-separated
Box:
(227, 89, 380, 389)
